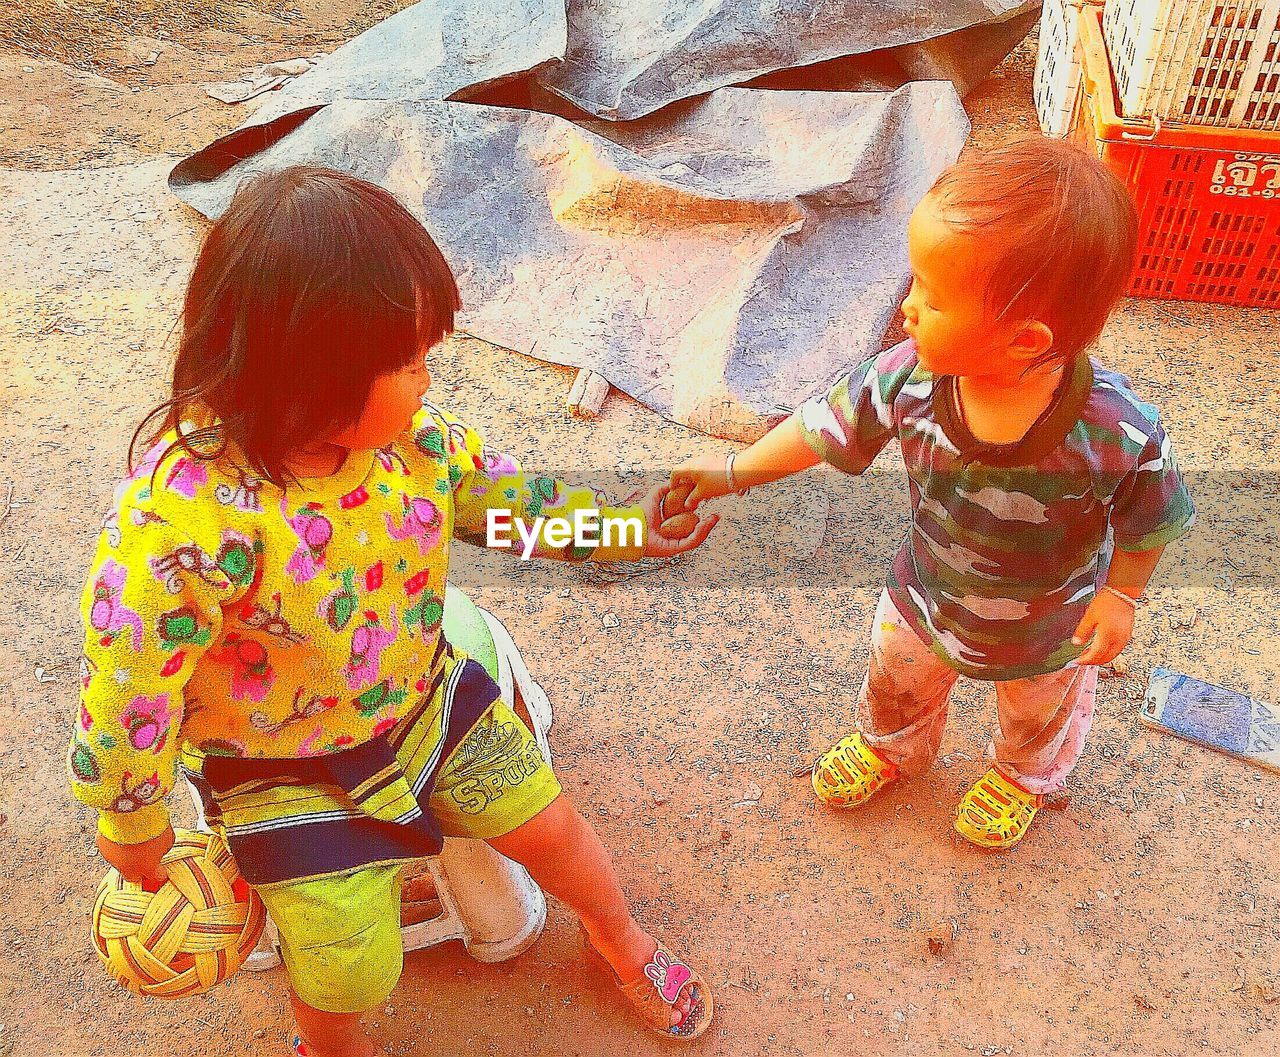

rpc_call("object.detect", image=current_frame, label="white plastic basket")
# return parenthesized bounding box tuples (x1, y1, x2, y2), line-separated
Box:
(1034, 0, 1097, 137)
(1102, 0, 1280, 130)
(1237, 4, 1280, 128)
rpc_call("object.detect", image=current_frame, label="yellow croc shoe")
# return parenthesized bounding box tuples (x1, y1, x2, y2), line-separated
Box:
(954, 768, 1044, 849)
(811, 731, 900, 809)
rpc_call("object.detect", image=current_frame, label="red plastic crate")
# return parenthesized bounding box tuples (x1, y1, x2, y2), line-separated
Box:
(1071, 4, 1280, 308)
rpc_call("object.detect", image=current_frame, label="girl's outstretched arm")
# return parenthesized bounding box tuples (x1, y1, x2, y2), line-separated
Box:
(670, 415, 822, 509)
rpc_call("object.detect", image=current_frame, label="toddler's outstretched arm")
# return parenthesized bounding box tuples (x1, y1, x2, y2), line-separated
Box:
(670, 415, 822, 509)
(673, 343, 920, 512)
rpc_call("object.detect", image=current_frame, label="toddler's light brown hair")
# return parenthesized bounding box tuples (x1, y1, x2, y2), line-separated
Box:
(929, 137, 1138, 367)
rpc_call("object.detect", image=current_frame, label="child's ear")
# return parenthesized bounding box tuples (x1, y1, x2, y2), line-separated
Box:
(1007, 320, 1055, 365)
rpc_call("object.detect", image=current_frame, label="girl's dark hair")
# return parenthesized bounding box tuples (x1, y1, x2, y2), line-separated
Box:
(132, 165, 461, 485)
(928, 137, 1138, 368)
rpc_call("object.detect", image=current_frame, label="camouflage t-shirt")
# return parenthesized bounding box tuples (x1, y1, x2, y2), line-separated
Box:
(798, 339, 1195, 681)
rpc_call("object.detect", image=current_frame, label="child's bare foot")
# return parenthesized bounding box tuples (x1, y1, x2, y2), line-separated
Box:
(487, 796, 713, 1038)
(583, 922, 704, 1032)
(291, 1033, 385, 1057)
(290, 993, 385, 1057)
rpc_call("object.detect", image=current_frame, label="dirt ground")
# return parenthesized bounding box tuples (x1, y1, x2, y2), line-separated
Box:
(1, 4, 1277, 1057)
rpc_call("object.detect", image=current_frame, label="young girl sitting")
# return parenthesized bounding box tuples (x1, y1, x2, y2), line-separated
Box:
(672, 138, 1194, 850)
(69, 166, 718, 1056)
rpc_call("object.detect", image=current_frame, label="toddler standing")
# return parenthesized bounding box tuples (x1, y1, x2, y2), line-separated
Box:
(673, 139, 1194, 849)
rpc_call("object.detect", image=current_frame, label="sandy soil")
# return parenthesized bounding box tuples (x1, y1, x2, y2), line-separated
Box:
(1, 5, 1277, 1057)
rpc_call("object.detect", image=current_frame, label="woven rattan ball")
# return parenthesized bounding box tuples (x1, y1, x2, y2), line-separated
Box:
(92, 829, 265, 998)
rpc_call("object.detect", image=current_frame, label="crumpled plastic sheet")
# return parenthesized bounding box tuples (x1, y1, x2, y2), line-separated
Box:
(540, 0, 1039, 120)
(197, 0, 1035, 131)
(172, 84, 968, 441)
(741, 5, 1040, 99)
(241, 0, 568, 129)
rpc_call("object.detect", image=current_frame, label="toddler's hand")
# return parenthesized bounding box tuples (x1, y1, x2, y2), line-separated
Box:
(636, 484, 719, 557)
(97, 824, 174, 886)
(1070, 592, 1136, 666)
(670, 455, 731, 510)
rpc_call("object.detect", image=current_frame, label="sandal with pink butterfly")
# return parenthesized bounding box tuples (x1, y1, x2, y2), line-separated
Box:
(580, 926, 715, 1042)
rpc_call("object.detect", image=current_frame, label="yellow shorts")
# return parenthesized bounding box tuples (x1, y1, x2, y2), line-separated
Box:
(257, 698, 560, 1013)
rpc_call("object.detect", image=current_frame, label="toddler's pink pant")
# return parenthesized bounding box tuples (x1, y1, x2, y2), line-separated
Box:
(856, 590, 1098, 794)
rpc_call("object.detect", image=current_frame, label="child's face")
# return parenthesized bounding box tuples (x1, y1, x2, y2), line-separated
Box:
(901, 194, 1052, 379)
(330, 350, 434, 451)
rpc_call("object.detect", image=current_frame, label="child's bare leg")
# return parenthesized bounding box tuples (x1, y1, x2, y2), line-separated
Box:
(290, 992, 385, 1057)
(488, 795, 695, 1027)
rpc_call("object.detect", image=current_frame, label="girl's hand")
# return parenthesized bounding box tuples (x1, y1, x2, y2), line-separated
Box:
(636, 484, 719, 557)
(97, 824, 174, 886)
(670, 455, 731, 510)
(1070, 592, 1136, 666)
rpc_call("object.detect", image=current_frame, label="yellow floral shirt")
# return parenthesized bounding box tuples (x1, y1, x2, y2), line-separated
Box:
(69, 403, 643, 844)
